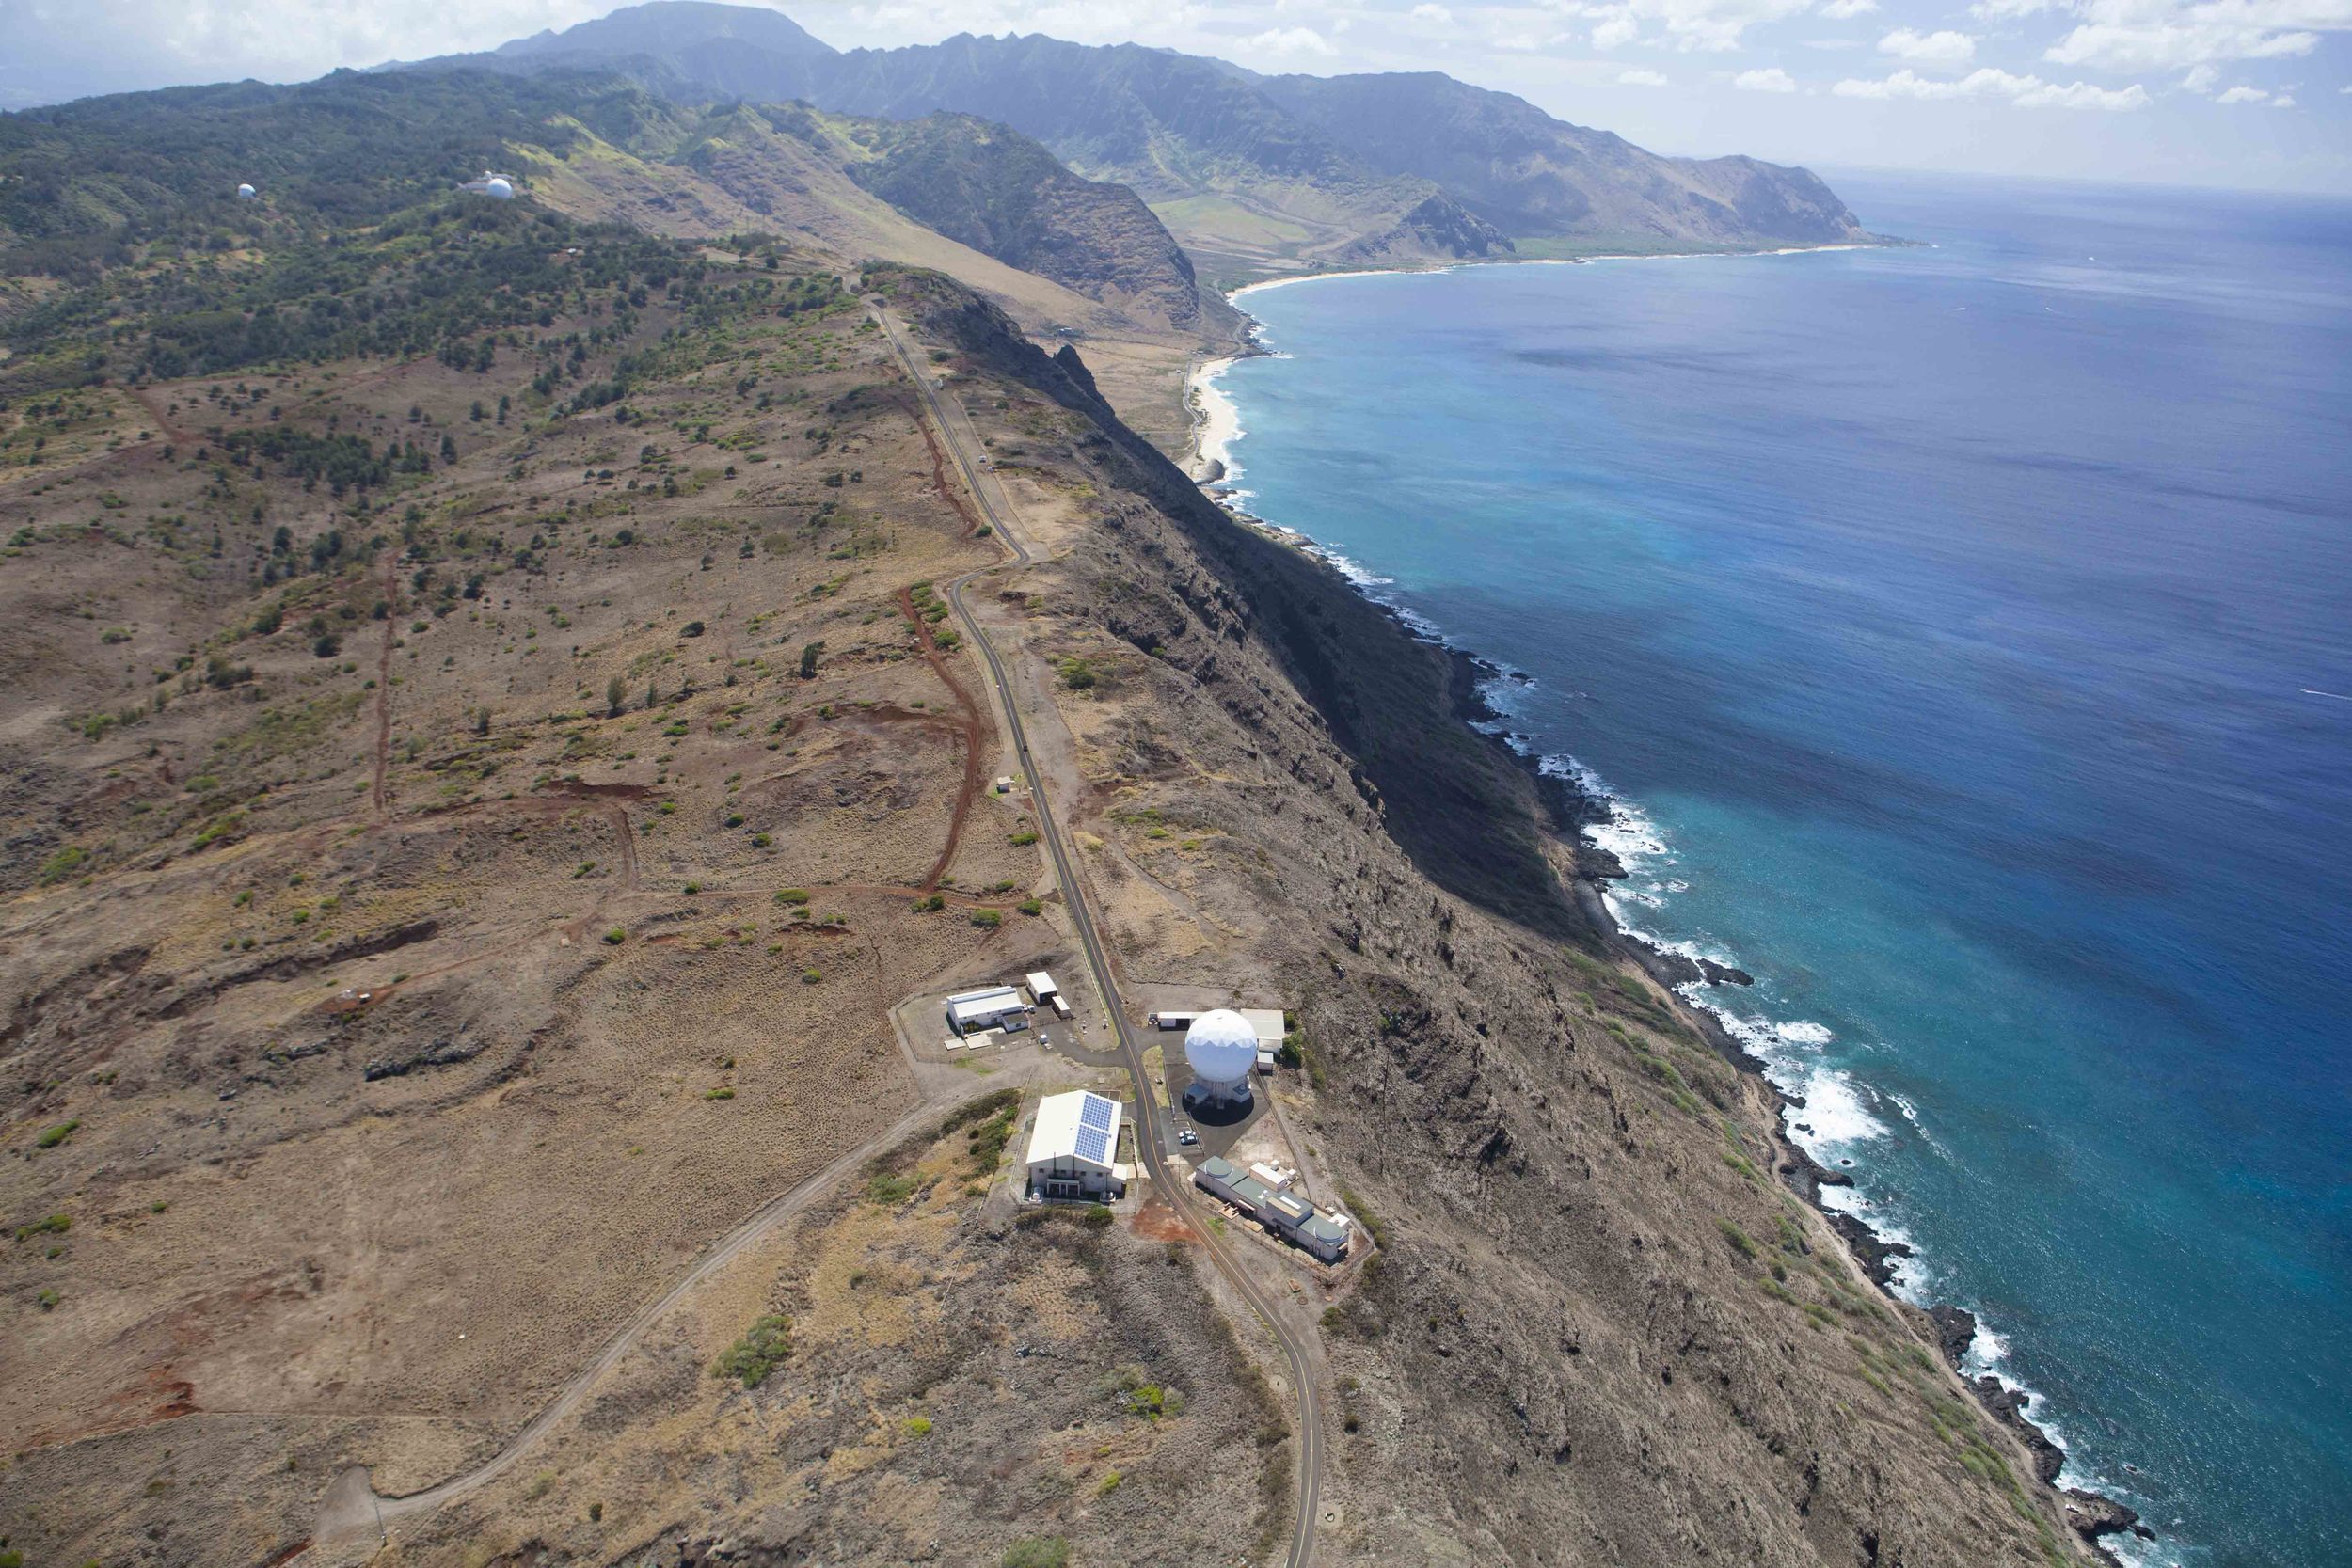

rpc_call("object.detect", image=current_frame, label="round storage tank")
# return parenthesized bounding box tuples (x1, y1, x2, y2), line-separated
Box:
(1184, 1009, 1258, 1106)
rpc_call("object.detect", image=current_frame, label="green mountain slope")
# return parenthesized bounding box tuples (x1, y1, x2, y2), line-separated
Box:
(0, 70, 1225, 340)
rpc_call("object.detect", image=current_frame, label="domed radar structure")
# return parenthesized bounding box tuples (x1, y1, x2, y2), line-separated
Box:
(1184, 1009, 1259, 1113)
(461, 171, 516, 200)
(235, 183, 257, 200)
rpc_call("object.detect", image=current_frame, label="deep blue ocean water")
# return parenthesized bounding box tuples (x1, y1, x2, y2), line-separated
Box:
(1207, 171, 2352, 1567)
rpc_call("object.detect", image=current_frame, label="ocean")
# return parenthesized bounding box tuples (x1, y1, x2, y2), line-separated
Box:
(1198, 170, 2352, 1568)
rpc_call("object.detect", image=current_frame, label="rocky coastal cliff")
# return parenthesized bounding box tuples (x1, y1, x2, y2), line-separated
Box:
(919, 273, 2122, 1564)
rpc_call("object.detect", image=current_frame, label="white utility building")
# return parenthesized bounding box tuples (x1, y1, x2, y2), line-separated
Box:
(1025, 1090, 1128, 1201)
(1184, 1008, 1260, 1109)
(946, 984, 1026, 1037)
(1026, 972, 1072, 1018)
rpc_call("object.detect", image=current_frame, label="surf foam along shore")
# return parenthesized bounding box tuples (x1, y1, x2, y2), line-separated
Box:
(1187, 262, 2159, 1568)
(1184, 354, 1248, 487)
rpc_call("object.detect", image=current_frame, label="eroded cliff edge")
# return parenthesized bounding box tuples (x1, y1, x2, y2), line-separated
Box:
(913, 269, 2125, 1566)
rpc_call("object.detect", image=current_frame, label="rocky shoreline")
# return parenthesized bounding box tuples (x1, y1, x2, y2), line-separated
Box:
(1454, 638, 2156, 1566)
(1191, 463, 2152, 1567)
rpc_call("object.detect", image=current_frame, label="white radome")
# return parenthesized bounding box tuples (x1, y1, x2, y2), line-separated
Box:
(1184, 1008, 1259, 1101)
(236, 183, 257, 199)
(485, 177, 515, 200)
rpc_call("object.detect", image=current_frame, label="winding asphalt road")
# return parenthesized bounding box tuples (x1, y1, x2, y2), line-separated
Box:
(872, 304, 1327, 1568)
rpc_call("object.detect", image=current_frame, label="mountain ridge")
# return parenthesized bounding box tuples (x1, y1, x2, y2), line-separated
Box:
(393, 4, 1869, 273)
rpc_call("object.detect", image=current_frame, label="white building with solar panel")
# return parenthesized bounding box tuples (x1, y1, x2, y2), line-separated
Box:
(1025, 1090, 1128, 1202)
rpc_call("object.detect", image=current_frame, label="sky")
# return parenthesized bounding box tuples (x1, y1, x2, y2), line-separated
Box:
(2, 0, 2346, 191)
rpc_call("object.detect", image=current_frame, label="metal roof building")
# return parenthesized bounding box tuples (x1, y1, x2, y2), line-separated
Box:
(946, 984, 1026, 1037)
(1025, 1090, 1128, 1201)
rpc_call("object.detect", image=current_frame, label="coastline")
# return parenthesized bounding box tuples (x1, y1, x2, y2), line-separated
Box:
(1181, 255, 2153, 1565)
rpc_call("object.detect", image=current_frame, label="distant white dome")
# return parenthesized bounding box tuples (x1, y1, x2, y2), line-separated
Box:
(1184, 1009, 1259, 1101)
(485, 176, 515, 200)
(235, 183, 257, 199)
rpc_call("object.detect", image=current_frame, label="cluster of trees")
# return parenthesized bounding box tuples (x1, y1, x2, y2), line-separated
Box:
(0, 69, 663, 276)
(5, 202, 700, 390)
(221, 428, 392, 494)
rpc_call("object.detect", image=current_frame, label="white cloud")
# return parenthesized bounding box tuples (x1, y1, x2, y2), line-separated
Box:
(1238, 24, 1336, 55)
(1618, 65, 1672, 81)
(1819, 0, 1879, 14)
(2042, 0, 2340, 73)
(1968, 0, 2056, 16)
(2271, 89, 2298, 102)
(1589, 11, 1645, 46)
(1566, 0, 1819, 53)
(1880, 25, 1978, 60)
(1833, 65, 2153, 106)
(2216, 80, 2271, 97)
(2183, 60, 2222, 88)
(1410, 3, 1454, 21)
(1735, 64, 1801, 87)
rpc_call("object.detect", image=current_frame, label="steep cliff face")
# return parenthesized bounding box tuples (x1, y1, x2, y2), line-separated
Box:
(1257, 71, 1867, 245)
(909, 273, 2100, 1566)
(838, 112, 1238, 332)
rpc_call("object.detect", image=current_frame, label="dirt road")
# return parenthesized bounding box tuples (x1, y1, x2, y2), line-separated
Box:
(871, 304, 1328, 1568)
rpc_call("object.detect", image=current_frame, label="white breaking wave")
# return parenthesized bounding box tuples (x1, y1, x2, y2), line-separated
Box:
(1206, 251, 2174, 1563)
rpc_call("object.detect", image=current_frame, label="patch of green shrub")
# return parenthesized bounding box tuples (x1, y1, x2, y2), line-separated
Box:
(712, 1313, 792, 1387)
(38, 846, 87, 884)
(1002, 1540, 1068, 1568)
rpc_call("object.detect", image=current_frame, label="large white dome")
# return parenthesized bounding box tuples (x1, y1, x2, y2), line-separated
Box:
(235, 183, 256, 199)
(1184, 1008, 1259, 1094)
(484, 177, 515, 200)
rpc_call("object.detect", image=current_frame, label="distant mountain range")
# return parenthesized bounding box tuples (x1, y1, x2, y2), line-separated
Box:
(394, 1, 1868, 273)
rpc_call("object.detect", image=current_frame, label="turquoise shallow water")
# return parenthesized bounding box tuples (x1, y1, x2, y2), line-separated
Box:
(1209, 171, 2352, 1567)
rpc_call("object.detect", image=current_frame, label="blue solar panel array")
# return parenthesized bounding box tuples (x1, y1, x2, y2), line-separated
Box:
(1078, 1095, 1115, 1132)
(1073, 1126, 1111, 1164)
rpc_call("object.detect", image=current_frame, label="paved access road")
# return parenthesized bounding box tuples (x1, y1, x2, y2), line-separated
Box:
(871, 304, 1326, 1568)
